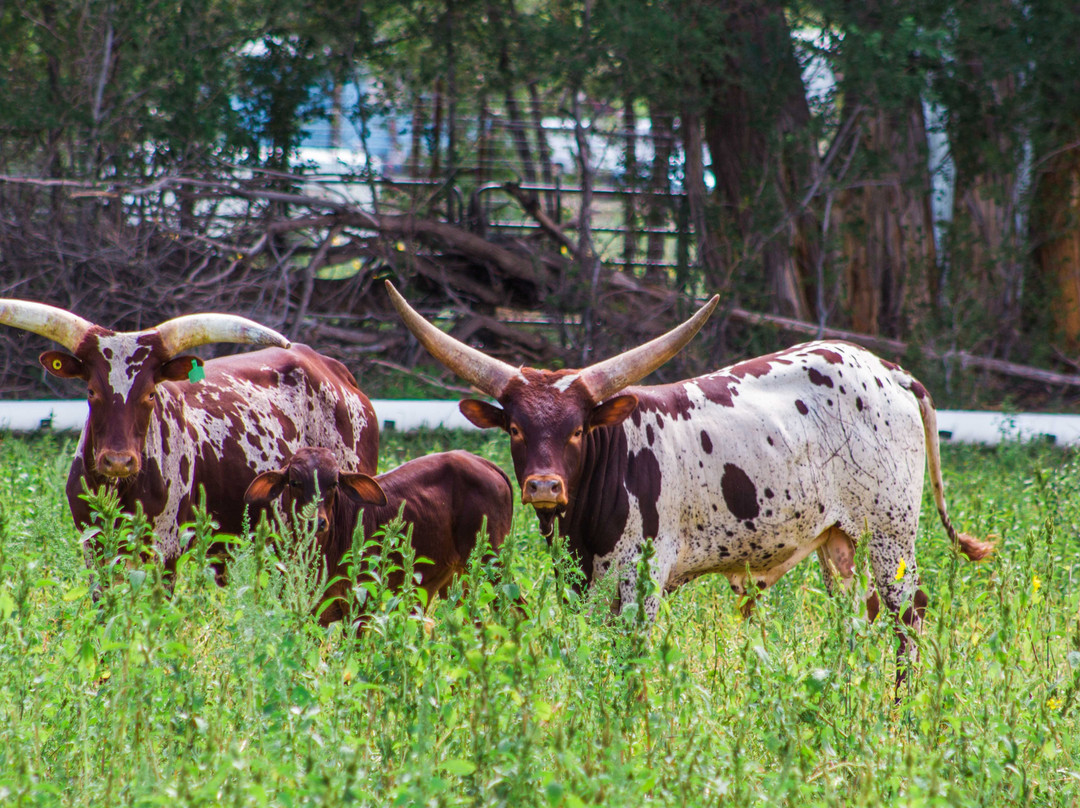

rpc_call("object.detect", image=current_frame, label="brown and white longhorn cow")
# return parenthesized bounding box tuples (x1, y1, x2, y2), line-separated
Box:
(0, 300, 378, 576)
(386, 282, 993, 680)
(244, 447, 514, 624)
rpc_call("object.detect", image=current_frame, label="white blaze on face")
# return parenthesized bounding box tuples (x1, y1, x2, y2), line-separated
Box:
(551, 373, 580, 393)
(96, 333, 151, 401)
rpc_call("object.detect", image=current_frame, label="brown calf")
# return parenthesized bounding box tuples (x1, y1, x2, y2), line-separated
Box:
(244, 447, 514, 623)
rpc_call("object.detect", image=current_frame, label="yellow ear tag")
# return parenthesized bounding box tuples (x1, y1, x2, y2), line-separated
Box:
(52, 359, 63, 370)
(188, 363, 205, 383)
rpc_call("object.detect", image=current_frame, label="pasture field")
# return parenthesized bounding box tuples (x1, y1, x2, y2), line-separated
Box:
(1, 429, 1079, 806)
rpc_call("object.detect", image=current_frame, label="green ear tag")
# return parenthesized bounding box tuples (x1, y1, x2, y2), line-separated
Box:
(188, 363, 205, 383)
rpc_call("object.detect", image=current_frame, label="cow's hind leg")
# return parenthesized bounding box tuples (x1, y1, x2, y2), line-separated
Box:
(816, 526, 880, 621)
(867, 531, 927, 692)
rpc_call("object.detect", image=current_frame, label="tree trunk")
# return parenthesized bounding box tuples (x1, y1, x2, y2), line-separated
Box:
(681, 109, 721, 284)
(622, 97, 638, 271)
(443, 0, 458, 181)
(489, 1, 537, 184)
(835, 103, 937, 337)
(409, 96, 425, 177)
(944, 52, 1024, 354)
(430, 81, 444, 179)
(528, 82, 557, 214)
(504, 88, 537, 183)
(644, 105, 675, 282)
(1032, 147, 1080, 353)
(699, 0, 816, 320)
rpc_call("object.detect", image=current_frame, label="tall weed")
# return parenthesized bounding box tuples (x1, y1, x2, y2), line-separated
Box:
(0, 432, 1078, 805)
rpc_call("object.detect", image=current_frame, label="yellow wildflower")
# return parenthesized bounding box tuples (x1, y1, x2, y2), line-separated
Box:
(1033, 574, 1042, 593)
(1047, 696, 1062, 711)
(894, 558, 906, 581)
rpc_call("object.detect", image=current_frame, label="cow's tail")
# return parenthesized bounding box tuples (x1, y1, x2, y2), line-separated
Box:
(902, 373, 996, 561)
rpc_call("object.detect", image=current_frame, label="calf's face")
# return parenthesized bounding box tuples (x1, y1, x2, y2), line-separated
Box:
(244, 447, 386, 542)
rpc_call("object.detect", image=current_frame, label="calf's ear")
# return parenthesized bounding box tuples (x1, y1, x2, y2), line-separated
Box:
(589, 394, 638, 430)
(40, 351, 87, 380)
(340, 473, 388, 506)
(244, 470, 287, 506)
(460, 399, 508, 430)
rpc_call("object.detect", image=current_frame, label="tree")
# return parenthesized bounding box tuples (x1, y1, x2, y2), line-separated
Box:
(1027, 1, 1080, 356)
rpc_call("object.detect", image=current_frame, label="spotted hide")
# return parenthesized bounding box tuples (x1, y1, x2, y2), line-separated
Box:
(386, 284, 995, 686)
(0, 299, 378, 577)
(244, 448, 514, 624)
(555, 341, 993, 616)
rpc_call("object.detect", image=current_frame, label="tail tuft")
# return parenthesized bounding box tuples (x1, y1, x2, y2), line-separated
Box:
(956, 532, 996, 561)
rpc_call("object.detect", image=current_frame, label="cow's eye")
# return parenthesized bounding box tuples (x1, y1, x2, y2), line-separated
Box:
(289, 479, 301, 489)
(572, 427, 584, 439)
(145, 391, 156, 403)
(509, 425, 521, 438)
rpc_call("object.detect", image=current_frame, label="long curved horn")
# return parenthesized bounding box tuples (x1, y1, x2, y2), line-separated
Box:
(579, 295, 720, 401)
(155, 314, 291, 356)
(0, 299, 96, 352)
(385, 281, 518, 398)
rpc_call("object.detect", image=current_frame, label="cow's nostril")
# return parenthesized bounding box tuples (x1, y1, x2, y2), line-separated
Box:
(100, 452, 138, 477)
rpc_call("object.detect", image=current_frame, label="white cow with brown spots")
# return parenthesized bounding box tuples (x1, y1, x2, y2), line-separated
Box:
(386, 282, 994, 687)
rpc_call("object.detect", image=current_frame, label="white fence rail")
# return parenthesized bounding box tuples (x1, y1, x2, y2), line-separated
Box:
(2, 400, 1079, 446)
(0, 400, 476, 434)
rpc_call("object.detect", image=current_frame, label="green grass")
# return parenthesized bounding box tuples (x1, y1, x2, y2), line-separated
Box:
(1, 431, 1079, 806)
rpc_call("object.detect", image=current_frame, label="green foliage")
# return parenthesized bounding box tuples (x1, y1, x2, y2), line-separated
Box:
(1, 432, 1079, 804)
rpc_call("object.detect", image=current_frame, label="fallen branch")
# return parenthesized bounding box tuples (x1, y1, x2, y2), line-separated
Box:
(453, 314, 553, 360)
(726, 307, 907, 356)
(940, 350, 1080, 389)
(609, 273, 1080, 390)
(365, 358, 477, 397)
(501, 182, 578, 257)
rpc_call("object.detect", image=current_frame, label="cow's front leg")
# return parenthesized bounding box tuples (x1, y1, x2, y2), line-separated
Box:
(614, 540, 674, 624)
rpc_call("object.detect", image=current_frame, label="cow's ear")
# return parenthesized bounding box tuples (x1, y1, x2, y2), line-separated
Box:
(339, 473, 387, 506)
(159, 355, 199, 382)
(589, 394, 638, 430)
(460, 399, 508, 430)
(40, 351, 86, 380)
(244, 471, 287, 506)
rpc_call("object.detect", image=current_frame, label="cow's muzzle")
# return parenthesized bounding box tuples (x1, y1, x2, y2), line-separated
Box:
(522, 475, 567, 509)
(97, 450, 140, 479)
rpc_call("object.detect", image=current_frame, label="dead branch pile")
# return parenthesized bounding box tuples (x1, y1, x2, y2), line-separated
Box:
(3, 171, 1079, 409)
(0, 172, 717, 399)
